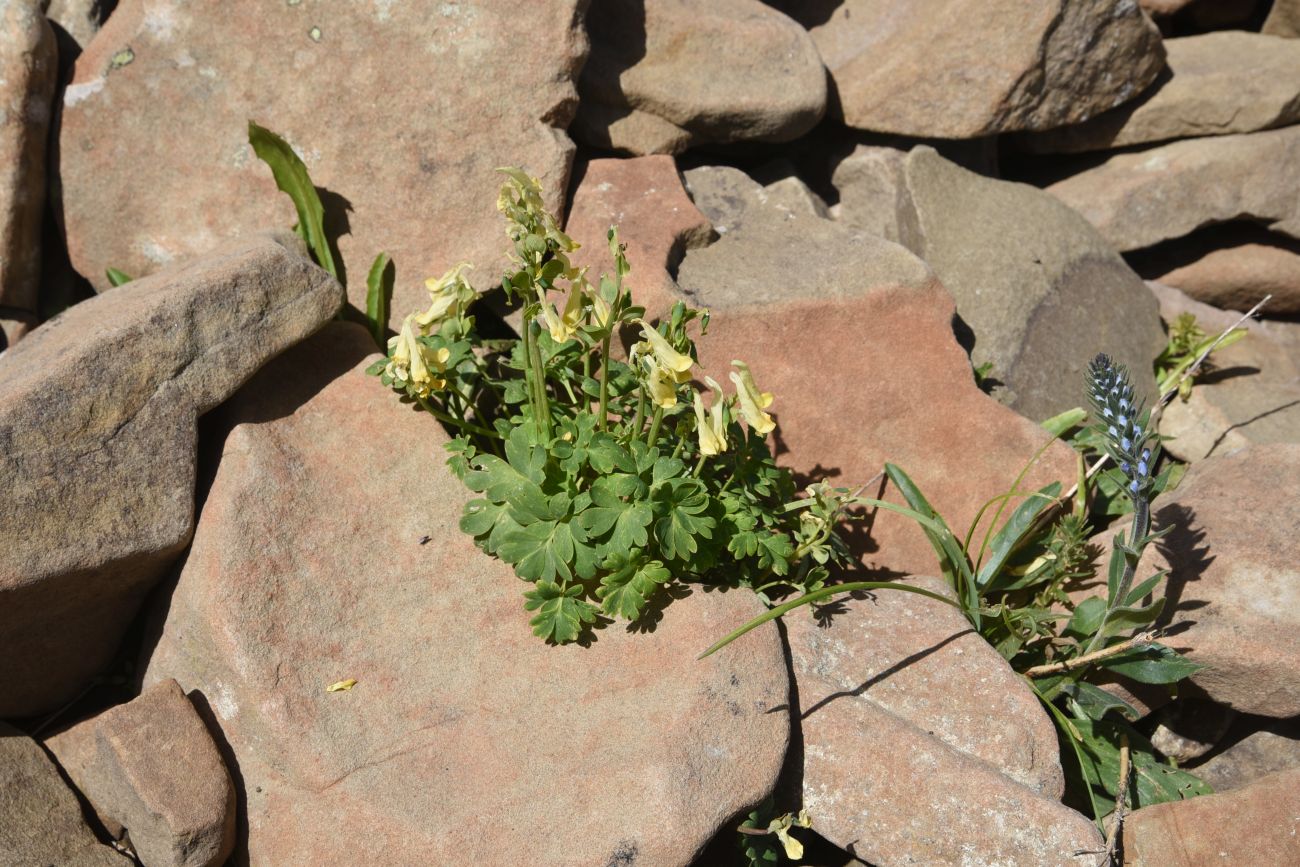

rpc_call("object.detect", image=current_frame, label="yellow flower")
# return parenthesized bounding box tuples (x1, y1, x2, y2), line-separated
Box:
(646, 361, 680, 408)
(774, 824, 804, 860)
(416, 263, 473, 331)
(730, 360, 775, 435)
(583, 275, 612, 328)
(634, 319, 693, 379)
(538, 280, 585, 344)
(386, 315, 451, 397)
(692, 378, 728, 456)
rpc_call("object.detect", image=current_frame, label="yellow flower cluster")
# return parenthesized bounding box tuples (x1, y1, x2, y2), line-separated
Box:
(630, 320, 777, 458)
(384, 262, 475, 398)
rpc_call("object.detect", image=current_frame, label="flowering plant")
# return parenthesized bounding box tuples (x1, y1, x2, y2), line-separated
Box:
(368, 170, 930, 643)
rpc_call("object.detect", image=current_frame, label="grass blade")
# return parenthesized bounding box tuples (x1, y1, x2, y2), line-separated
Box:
(365, 251, 393, 345)
(248, 121, 338, 280)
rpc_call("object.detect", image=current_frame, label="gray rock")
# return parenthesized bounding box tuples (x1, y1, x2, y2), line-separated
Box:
(1024, 32, 1300, 154)
(42, 0, 112, 49)
(771, 0, 1164, 137)
(1149, 282, 1300, 461)
(682, 165, 826, 237)
(829, 144, 908, 242)
(0, 233, 342, 717)
(1047, 126, 1300, 253)
(1192, 718, 1300, 793)
(0, 722, 130, 866)
(1, 0, 56, 313)
(1264, 0, 1300, 37)
(1149, 699, 1237, 763)
(141, 322, 790, 864)
(844, 146, 1165, 422)
(575, 0, 826, 154)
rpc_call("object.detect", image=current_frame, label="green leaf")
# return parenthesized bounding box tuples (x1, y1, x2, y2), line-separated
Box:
(105, 267, 132, 287)
(882, 464, 978, 625)
(248, 120, 338, 280)
(1099, 642, 1201, 684)
(1041, 407, 1087, 438)
(578, 481, 653, 557)
(365, 251, 393, 345)
(496, 519, 591, 583)
(1064, 596, 1106, 641)
(597, 554, 670, 620)
(1102, 598, 1166, 638)
(587, 432, 636, 474)
(523, 582, 598, 643)
(652, 478, 714, 561)
(1064, 680, 1140, 721)
(976, 482, 1061, 590)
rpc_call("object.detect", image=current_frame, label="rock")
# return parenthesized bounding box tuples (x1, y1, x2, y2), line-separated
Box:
(771, 0, 1164, 137)
(574, 0, 825, 155)
(141, 322, 789, 865)
(683, 165, 828, 237)
(1149, 699, 1236, 763)
(838, 146, 1165, 422)
(786, 578, 1102, 864)
(1023, 33, 1300, 154)
(1139, 0, 1195, 16)
(0, 722, 130, 866)
(1264, 0, 1300, 36)
(1046, 126, 1300, 253)
(1, 0, 56, 313)
(0, 233, 341, 717)
(674, 174, 1076, 578)
(563, 156, 713, 323)
(1191, 717, 1300, 792)
(46, 679, 235, 867)
(43, 0, 111, 49)
(1139, 444, 1300, 717)
(1, 306, 37, 350)
(1123, 768, 1300, 867)
(58, 0, 586, 319)
(828, 144, 908, 242)
(1132, 225, 1300, 316)
(1148, 281, 1300, 461)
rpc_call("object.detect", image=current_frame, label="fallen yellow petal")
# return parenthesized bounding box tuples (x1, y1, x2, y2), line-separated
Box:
(326, 679, 358, 692)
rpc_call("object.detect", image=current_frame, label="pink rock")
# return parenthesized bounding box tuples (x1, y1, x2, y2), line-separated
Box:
(46, 679, 235, 867)
(0, 0, 56, 312)
(674, 199, 1076, 578)
(1, 307, 36, 350)
(1124, 768, 1300, 866)
(574, 0, 825, 154)
(772, 0, 1163, 137)
(564, 156, 713, 321)
(58, 0, 587, 320)
(0, 233, 341, 717)
(143, 323, 789, 865)
(1139, 444, 1300, 717)
(786, 578, 1101, 863)
(1155, 234, 1300, 316)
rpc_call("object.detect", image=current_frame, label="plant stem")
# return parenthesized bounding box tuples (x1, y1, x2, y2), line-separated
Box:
(1024, 630, 1156, 678)
(596, 326, 615, 431)
(525, 319, 551, 437)
(645, 406, 665, 448)
(692, 454, 706, 476)
(1085, 492, 1150, 654)
(415, 397, 503, 441)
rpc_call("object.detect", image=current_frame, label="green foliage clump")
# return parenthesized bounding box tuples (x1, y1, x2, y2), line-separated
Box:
(1155, 312, 1246, 402)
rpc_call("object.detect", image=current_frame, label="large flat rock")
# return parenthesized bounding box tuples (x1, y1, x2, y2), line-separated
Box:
(0, 233, 341, 717)
(1047, 126, 1300, 253)
(142, 322, 790, 865)
(772, 0, 1163, 137)
(785, 578, 1101, 864)
(57, 0, 587, 319)
(1141, 444, 1300, 717)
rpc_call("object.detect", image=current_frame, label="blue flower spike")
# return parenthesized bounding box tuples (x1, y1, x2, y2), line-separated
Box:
(1085, 354, 1158, 500)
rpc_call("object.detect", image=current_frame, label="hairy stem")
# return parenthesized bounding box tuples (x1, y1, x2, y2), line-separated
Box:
(1025, 630, 1156, 678)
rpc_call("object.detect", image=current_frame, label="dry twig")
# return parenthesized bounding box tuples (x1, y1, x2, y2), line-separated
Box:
(1023, 631, 1157, 678)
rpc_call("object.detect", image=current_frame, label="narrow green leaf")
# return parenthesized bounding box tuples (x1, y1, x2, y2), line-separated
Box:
(105, 267, 132, 287)
(365, 251, 393, 344)
(976, 482, 1061, 590)
(248, 120, 338, 280)
(1040, 407, 1087, 438)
